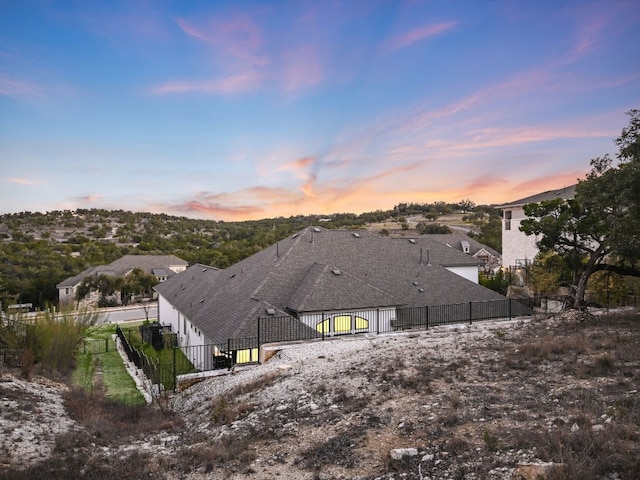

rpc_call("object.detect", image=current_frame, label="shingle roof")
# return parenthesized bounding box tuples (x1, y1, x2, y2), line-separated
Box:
(56, 255, 188, 288)
(423, 233, 499, 257)
(155, 227, 506, 344)
(56, 266, 101, 288)
(498, 184, 577, 209)
(286, 263, 401, 312)
(108, 255, 187, 276)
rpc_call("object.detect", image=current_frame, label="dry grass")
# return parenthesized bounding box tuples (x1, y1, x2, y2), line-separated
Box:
(2, 309, 638, 479)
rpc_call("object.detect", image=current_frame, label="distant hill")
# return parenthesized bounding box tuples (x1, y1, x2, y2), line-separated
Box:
(0, 204, 500, 309)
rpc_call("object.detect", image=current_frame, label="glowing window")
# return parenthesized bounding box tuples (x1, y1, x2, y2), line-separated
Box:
(316, 319, 330, 333)
(354, 316, 369, 330)
(236, 348, 258, 364)
(334, 315, 352, 332)
(315, 315, 370, 334)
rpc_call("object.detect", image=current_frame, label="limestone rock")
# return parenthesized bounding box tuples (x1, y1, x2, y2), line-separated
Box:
(390, 448, 418, 460)
(515, 462, 565, 480)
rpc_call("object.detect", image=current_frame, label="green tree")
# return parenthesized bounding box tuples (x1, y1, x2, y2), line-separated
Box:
(120, 268, 159, 306)
(417, 222, 452, 234)
(520, 109, 640, 308)
(526, 251, 571, 295)
(479, 270, 511, 295)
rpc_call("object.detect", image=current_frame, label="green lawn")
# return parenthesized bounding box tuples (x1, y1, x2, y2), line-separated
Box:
(75, 321, 197, 396)
(74, 322, 146, 405)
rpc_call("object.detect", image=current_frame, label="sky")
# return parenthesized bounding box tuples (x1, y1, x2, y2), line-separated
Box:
(1, 1, 638, 221)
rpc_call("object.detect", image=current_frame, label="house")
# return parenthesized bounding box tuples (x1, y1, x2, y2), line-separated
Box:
(423, 233, 501, 273)
(155, 226, 507, 366)
(57, 254, 188, 307)
(498, 185, 576, 269)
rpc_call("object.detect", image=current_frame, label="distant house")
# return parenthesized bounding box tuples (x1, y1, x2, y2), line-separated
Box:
(423, 233, 500, 273)
(57, 254, 188, 307)
(155, 226, 507, 365)
(498, 185, 577, 268)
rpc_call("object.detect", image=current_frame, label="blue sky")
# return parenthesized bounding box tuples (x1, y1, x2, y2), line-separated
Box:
(1, 0, 638, 220)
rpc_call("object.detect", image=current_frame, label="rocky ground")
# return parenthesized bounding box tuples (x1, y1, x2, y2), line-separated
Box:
(1, 309, 639, 480)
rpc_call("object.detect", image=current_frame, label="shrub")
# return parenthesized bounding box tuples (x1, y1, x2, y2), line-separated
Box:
(0, 308, 103, 380)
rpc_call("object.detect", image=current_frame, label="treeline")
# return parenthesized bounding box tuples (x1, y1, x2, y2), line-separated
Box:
(0, 202, 501, 309)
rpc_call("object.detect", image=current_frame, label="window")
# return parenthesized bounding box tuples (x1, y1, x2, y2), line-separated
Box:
(315, 315, 369, 334)
(236, 348, 258, 364)
(65, 288, 70, 295)
(504, 210, 512, 230)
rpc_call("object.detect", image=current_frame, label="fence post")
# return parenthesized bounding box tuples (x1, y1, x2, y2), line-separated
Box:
(469, 302, 473, 325)
(257, 316, 261, 353)
(426, 305, 429, 330)
(105, 338, 108, 353)
(376, 309, 379, 335)
(509, 298, 512, 319)
(172, 345, 177, 392)
(321, 312, 325, 341)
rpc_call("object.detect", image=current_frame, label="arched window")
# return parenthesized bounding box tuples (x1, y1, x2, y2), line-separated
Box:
(315, 315, 369, 334)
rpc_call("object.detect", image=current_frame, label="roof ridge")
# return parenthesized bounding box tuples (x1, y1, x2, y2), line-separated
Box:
(249, 227, 309, 299)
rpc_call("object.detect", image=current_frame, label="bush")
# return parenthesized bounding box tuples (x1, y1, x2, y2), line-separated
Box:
(0, 308, 103, 379)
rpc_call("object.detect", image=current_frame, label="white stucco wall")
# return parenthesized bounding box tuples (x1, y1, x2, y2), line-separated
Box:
(501, 206, 540, 268)
(158, 295, 218, 370)
(444, 265, 479, 284)
(299, 307, 396, 335)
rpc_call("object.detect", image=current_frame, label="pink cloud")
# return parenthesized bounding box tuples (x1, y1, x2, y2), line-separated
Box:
(383, 21, 458, 53)
(4, 177, 36, 185)
(280, 45, 324, 92)
(176, 16, 268, 66)
(0, 76, 43, 98)
(75, 194, 104, 203)
(506, 172, 585, 200)
(182, 200, 264, 219)
(149, 70, 262, 95)
(278, 156, 316, 171)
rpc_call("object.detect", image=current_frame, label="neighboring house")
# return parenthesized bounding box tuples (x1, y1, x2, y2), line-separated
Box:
(498, 185, 577, 268)
(423, 233, 501, 273)
(155, 226, 507, 366)
(57, 254, 188, 307)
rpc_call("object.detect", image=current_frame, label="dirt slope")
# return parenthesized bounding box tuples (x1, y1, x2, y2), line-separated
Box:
(1, 310, 639, 480)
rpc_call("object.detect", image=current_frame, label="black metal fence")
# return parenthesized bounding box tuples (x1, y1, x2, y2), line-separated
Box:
(115, 325, 176, 392)
(81, 337, 115, 354)
(393, 298, 534, 330)
(115, 295, 639, 394)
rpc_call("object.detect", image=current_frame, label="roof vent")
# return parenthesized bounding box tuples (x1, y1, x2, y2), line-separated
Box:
(266, 308, 276, 315)
(292, 233, 298, 238)
(352, 232, 361, 238)
(418, 288, 425, 293)
(332, 269, 341, 275)
(313, 227, 321, 232)
(230, 273, 236, 278)
(409, 239, 416, 243)
(412, 281, 418, 286)
(199, 299, 204, 303)
(202, 268, 207, 272)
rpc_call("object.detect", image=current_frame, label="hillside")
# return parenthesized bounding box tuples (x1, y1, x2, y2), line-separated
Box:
(1, 309, 639, 479)
(0, 207, 500, 310)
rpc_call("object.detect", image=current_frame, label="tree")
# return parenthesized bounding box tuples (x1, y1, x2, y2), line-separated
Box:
(459, 199, 475, 213)
(520, 109, 640, 308)
(417, 222, 452, 234)
(120, 268, 158, 306)
(75, 274, 120, 307)
(526, 251, 571, 295)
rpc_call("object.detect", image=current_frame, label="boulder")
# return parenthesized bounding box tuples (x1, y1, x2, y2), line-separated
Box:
(389, 448, 418, 460)
(515, 462, 565, 479)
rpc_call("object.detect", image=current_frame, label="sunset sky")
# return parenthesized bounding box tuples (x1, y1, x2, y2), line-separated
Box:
(1, 1, 638, 221)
